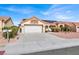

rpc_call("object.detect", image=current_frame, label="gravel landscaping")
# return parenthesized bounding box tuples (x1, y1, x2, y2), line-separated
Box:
(49, 32, 79, 39)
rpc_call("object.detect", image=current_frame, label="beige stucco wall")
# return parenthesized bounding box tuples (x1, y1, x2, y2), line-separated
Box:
(21, 19, 47, 32)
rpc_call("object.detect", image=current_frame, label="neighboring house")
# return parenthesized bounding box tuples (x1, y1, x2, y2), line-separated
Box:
(19, 16, 79, 33)
(0, 16, 14, 32)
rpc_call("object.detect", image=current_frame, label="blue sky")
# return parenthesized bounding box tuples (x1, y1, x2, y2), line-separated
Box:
(0, 4, 79, 26)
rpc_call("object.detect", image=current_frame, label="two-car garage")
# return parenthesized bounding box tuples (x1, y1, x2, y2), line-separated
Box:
(22, 24, 43, 33)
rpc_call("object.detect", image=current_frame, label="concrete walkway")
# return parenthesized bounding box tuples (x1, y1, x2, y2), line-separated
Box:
(4, 33, 79, 55)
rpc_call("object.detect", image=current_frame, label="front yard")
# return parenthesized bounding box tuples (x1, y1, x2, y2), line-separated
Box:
(0, 26, 19, 47)
(49, 32, 79, 39)
(0, 38, 17, 55)
(0, 38, 17, 47)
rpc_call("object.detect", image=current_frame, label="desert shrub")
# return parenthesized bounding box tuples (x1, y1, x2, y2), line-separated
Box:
(49, 25, 61, 32)
(49, 25, 55, 32)
(62, 25, 71, 32)
(60, 25, 64, 31)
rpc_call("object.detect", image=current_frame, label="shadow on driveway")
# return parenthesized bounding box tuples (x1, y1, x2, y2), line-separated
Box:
(23, 46, 79, 55)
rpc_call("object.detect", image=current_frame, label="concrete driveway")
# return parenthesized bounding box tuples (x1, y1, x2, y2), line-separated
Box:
(4, 33, 79, 55)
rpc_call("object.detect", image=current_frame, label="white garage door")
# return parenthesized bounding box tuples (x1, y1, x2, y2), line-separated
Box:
(23, 25, 42, 33)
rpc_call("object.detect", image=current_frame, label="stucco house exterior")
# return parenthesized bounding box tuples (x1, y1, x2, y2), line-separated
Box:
(19, 16, 79, 33)
(0, 16, 14, 32)
(20, 16, 49, 33)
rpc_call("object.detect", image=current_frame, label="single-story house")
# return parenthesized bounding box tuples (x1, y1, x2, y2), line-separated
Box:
(19, 16, 79, 33)
(0, 16, 14, 32)
(20, 16, 50, 33)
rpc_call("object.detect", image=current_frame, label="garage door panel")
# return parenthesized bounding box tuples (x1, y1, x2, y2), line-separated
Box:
(23, 25, 42, 33)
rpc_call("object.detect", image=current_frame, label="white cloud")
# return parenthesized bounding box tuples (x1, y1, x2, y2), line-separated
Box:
(41, 4, 65, 16)
(55, 14, 73, 21)
(0, 6, 34, 14)
(41, 4, 60, 16)
(41, 4, 74, 21)
(66, 10, 72, 13)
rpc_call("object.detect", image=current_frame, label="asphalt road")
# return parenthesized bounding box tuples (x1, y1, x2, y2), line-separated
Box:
(24, 46, 79, 55)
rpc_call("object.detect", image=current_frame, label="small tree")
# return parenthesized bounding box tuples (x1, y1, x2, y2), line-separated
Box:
(2, 26, 19, 39)
(10, 26, 19, 36)
(2, 26, 11, 39)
